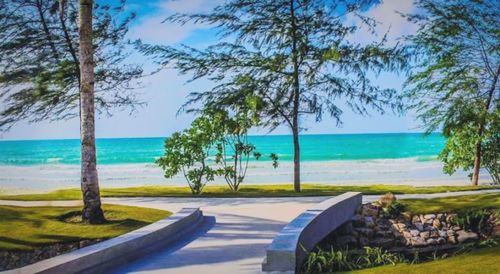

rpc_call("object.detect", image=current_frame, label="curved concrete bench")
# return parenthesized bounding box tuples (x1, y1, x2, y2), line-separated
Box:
(262, 192, 362, 273)
(6, 207, 204, 274)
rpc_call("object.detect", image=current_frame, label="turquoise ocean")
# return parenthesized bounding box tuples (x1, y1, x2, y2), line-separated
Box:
(0, 133, 445, 166)
(3, 132, 484, 193)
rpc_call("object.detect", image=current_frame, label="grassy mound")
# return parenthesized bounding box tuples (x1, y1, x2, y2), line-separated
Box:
(0, 204, 171, 251)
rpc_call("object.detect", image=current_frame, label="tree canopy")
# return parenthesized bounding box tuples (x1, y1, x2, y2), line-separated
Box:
(404, 0, 499, 184)
(139, 0, 408, 191)
(0, 0, 143, 130)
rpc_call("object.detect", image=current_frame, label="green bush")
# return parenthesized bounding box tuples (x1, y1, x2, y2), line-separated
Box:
(381, 201, 406, 217)
(452, 209, 491, 233)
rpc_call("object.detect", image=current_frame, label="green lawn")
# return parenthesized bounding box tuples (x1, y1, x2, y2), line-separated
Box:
(401, 193, 500, 214)
(0, 184, 497, 201)
(0, 204, 171, 251)
(347, 245, 500, 274)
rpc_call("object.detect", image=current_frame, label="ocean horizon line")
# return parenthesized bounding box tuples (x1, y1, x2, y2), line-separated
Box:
(0, 131, 440, 142)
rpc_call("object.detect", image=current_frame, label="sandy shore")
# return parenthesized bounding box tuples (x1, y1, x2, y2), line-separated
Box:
(0, 158, 493, 194)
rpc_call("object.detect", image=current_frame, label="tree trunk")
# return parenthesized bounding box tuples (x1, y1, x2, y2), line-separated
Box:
(79, 0, 105, 224)
(471, 67, 499, 186)
(471, 142, 481, 186)
(290, 0, 301, 192)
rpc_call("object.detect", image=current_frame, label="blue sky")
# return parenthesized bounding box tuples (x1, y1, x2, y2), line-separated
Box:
(1, 0, 422, 140)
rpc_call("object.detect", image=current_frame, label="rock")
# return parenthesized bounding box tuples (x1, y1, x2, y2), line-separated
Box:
(446, 214, 456, 223)
(336, 235, 358, 247)
(356, 228, 374, 238)
(351, 215, 365, 227)
(403, 231, 412, 238)
(452, 226, 461, 231)
(415, 223, 424, 231)
(439, 230, 447, 238)
(397, 223, 407, 230)
(424, 214, 436, 220)
(376, 230, 394, 238)
(419, 214, 426, 224)
(378, 192, 397, 207)
(401, 212, 412, 222)
(426, 238, 437, 245)
(493, 224, 500, 237)
(437, 237, 446, 244)
(411, 237, 427, 247)
(420, 231, 430, 239)
(338, 222, 355, 235)
(432, 219, 442, 229)
(437, 213, 444, 220)
(456, 230, 479, 244)
(358, 236, 369, 247)
(410, 229, 420, 237)
(448, 235, 458, 244)
(412, 215, 420, 224)
(370, 238, 394, 248)
(447, 230, 456, 237)
(362, 204, 380, 217)
(365, 216, 376, 228)
(430, 230, 440, 238)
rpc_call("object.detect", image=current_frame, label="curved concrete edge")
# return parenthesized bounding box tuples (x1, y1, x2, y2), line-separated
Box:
(5, 207, 204, 274)
(262, 192, 362, 273)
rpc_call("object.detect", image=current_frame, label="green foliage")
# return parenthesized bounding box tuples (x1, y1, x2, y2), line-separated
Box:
(156, 114, 224, 194)
(451, 209, 491, 233)
(156, 108, 278, 194)
(0, 0, 143, 130)
(302, 247, 406, 273)
(381, 201, 406, 218)
(138, 0, 408, 189)
(404, 0, 499, 184)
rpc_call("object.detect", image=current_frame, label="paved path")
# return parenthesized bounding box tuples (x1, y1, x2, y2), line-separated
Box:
(1, 189, 499, 274)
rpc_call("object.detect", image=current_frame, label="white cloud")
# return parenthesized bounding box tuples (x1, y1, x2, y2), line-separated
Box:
(129, 0, 223, 45)
(347, 0, 417, 45)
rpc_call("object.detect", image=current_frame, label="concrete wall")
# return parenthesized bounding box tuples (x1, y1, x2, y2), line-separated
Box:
(6, 208, 204, 274)
(262, 192, 362, 273)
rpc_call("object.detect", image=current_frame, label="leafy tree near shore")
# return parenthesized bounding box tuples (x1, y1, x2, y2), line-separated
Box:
(156, 108, 278, 194)
(404, 0, 499, 185)
(138, 0, 407, 192)
(0, 0, 143, 222)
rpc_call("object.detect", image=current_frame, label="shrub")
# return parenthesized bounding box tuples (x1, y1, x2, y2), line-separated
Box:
(451, 209, 491, 233)
(381, 201, 406, 217)
(301, 247, 406, 274)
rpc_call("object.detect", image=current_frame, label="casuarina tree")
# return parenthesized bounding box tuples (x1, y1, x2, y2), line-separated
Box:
(138, 0, 407, 192)
(0, 0, 143, 222)
(404, 0, 499, 185)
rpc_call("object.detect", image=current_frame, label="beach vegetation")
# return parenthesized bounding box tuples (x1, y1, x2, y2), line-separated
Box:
(137, 0, 408, 193)
(156, 108, 278, 194)
(403, 0, 500, 186)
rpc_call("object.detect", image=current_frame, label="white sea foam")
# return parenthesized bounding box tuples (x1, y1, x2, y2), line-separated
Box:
(0, 158, 493, 194)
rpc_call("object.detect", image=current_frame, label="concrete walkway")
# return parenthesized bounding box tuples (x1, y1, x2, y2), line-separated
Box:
(1, 189, 499, 274)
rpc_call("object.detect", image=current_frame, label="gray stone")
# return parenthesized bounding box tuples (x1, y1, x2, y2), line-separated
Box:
(420, 231, 430, 239)
(411, 237, 427, 247)
(430, 230, 440, 238)
(365, 216, 376, 228)
(410, 230, 420, 237)
(415, 223, 424, 231)
(452, 226, 461, 231)
(432, 219, 442, 229)
(356, 228, 374, 238)
(338, 222, 355, 235)
(351, 214, 365, 227)
(424, 214, 436, 220)
(426, 238, 437, 245)
(437, 237, 446, 244)
(439, 230, 447, 238)
(456, 230, 479, 244)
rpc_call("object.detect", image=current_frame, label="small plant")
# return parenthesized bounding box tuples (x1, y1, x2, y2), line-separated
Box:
(301, 246, 406, 273)
(381, 201, 406, 217)
(452, 209, 490, 233)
